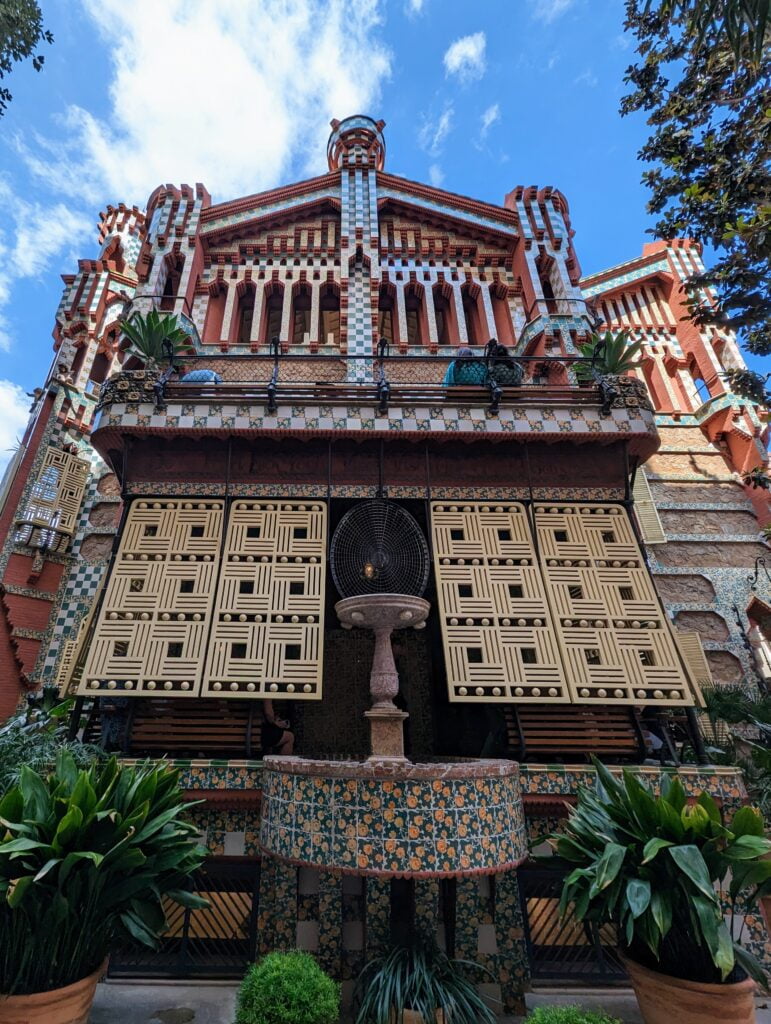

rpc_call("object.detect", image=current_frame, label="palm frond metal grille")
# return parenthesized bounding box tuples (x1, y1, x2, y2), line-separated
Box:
(330, 499, 430, 598)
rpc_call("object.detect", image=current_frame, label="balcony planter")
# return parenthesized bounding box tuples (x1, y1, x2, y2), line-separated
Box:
(393, 1012, 444, 1024)
(0, 960, 106, 1024)
(623, 955, 756, 1024)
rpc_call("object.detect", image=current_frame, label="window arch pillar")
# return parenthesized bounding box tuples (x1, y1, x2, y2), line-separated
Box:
(222, 277, 241, 344)
(250, 279, 266, 348)
(280, 280, 293, 349)
(309, 281, 321, 349)
(395, 281, 409, 352)
(451, 282, 468, 346)
(480, 283, 497, 343)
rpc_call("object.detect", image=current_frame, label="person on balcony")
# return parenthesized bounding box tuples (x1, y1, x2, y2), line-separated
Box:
(262, 699, 294, 755)
(488, 344, 523, 386)
(443, 346, 486, 386)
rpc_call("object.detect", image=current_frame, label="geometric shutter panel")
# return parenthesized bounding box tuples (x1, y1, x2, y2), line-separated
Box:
(431, 502, 568, 702)
(632, 468, 667, 544)
(675, 631, 710, 706)
(16, 447, 89, 547)
(535, 503, 694, 706)
(77, 500, 224, 698)
(202, 501, 326, 700)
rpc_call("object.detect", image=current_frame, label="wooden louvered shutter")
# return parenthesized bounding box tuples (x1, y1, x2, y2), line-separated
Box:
(675, 630, 710, 705)
(633, 468, 667, 545)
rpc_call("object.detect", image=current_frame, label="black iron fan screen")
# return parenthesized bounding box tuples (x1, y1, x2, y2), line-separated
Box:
(330, 499, 430, 598)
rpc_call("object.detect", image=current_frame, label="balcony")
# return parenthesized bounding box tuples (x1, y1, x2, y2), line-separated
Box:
(91, 353, 659, 462)
(258, 755, 527, 876)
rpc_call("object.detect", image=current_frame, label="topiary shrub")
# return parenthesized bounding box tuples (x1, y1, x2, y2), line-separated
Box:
(523, 1008, 622, 1024)
(236, 951, 339, 1024)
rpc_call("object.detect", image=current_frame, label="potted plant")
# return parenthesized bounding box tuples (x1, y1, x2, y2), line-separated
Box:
(574, 330, 643, 384)
(354, 939, 497, 1024)
(119, 310, 191, 372)
(235, 950, 339, 1024)
(522, 1009, 621, 1024)
(0, 751, 208, 1024)
(553, 757, 770, 1024)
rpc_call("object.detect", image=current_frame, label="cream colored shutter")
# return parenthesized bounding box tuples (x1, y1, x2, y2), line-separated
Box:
(675, 630, 711, 705)
(633, 468, 667, 545)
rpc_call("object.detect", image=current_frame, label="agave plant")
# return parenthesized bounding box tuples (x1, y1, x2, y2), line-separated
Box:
(575, 331, 644, 383)
(0, 751, 207, 995)
(554, 757, 771, 987)
(354, 939, 497, 1024)
(120, 310, 191, 371)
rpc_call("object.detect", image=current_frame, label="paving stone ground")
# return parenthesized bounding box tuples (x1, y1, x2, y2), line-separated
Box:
(90, 981, 771, 1023)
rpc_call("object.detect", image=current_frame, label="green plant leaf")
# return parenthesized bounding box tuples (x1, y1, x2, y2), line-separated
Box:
(668, 845, 715, 900)
(642, 837, 673, 863)
(731, 805, 765, 838)
(6, 875, 34, 908)
(594, 843, 627, 893)
(626, 878, 651, 919)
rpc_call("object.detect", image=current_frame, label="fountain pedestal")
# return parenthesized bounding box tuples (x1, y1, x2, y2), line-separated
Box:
(335, 594, 430, 761)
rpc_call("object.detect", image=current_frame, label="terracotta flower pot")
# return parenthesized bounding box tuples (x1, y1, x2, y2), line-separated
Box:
(0, 960, 106, 1024)
(624, 955, 756, 1024)
(391, 1011, 444, 1024)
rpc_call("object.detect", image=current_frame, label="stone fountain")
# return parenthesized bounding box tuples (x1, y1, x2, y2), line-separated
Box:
(335, 593, 430, 760)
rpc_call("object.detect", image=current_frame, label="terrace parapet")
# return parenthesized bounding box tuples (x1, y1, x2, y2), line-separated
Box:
(91, 358, 659, 461)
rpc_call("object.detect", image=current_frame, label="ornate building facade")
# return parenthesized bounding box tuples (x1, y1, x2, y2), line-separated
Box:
(0, 116, 767, 1004)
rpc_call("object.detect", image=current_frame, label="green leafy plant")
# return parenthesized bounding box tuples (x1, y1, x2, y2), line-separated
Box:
(354, 939, 496, 1024)
(119, 310, 191, 372)
(554, 757, 771, 987)
(522, 1007, 621, 1024)
(236, 951, 339, 1024)
(575, 331, 644, 383)
(0, 685, 102, 792)
(700, 683, 771, 818)
(0, 751, 207, 995)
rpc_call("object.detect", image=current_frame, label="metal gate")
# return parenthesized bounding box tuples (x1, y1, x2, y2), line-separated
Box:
(109, 858, 261, 979)
(519, 861, 625, 982)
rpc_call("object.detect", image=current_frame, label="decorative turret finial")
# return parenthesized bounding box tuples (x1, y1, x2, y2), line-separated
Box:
(327, 116, 386, 171)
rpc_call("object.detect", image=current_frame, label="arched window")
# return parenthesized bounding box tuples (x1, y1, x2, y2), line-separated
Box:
(88, 352, 111, 385)
(291, 284, 312, 346)
(236, 283, 256, 345)
(260, 283, 284, 347)
(432, 281, 458, 347)
(405, 283, 426, 347)
(203, 284, 227, 343)
(461, 283, 484, 347)
(69, 341, 88, 381)
(318, 283, 340, 347)
(490, 284, 515, 347)
(693, 376, 711, 405)
(378, 283, 397, 349)
(160, 257, 183, 312)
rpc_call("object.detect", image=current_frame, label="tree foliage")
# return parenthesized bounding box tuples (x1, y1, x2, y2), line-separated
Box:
(0, 0, 53, 116)
(621, 1, 771, 398)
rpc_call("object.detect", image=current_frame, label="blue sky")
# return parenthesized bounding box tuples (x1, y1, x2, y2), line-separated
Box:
(0, 0, 764, 467)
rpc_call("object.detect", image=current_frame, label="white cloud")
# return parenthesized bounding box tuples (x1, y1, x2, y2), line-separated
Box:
(531, 0, 575, 24)
(0, 380, 32, 474)
(404, 0, 426, 14)
(0, 179, 92, 352)
(418, 107, 454, 157)
(428, 164, 444, 187)
(20, 0, 392, 205)
(443, 32, 486, 82)
(574, 68, 598, 87)
(480, 103, 500, 137)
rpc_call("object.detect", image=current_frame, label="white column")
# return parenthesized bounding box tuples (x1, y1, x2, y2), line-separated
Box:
(280, 279, 293, 347)
(451, 281, 468, 346)
(310, 280, 321, 346)
(250, 274, 265, 347)
(221, 275, 241, 343)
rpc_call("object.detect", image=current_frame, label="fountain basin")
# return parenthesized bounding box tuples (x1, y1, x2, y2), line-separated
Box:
(259, 755, 527, 877)
(335, 593, 430, 632)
